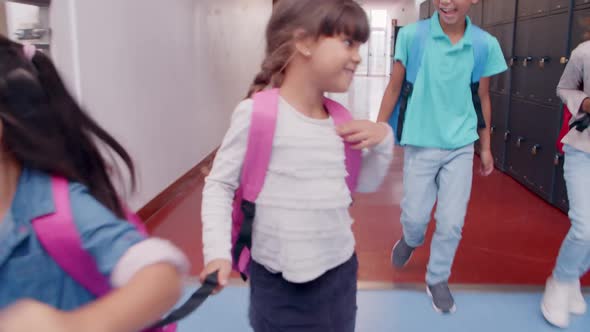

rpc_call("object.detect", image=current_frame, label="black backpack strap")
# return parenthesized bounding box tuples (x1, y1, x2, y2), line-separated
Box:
(149, 271, 219, 328)
(232, 200, 255, 281)
(570, 114, 590, 132)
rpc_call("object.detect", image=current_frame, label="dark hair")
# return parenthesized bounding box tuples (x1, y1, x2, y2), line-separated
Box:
(0, 35, 135, 218)
(247, 0, 370, 97)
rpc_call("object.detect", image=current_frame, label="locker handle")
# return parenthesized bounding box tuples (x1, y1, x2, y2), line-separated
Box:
(523, 57, 533, 67)
(516, 136, 526, 148)
(531, 144, 542, 156)
(560, 57, 569, 65)
(504, 130, 511, 141)
(554, 153, 562, 166)
(491, 126, 496, 134)
(509, 56, 518, 67)
(539, 56, 550, 68)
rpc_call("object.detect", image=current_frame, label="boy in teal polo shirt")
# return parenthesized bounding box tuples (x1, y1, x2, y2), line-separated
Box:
(377, 0, 507, 313)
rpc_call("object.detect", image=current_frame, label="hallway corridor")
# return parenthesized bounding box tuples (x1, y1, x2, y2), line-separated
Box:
(148, 77, 590, 331)
(147, 76, 587, 286)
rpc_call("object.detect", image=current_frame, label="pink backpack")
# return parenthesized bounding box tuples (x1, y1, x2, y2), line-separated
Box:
(231, 88, 362, 280)
(31, 177, 180, 332)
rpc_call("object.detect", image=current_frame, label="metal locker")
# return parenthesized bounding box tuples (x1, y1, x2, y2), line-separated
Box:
(506, 98, 534, 186)
(490, 23, 514, 94)
(553, 154, 569, 213)
(495, 23, 515, 56)
(483, 0, 497, 26)
(429, 2, 436, 17)
(550, 0, 570, 12)
(518, 0, 550, 18)
(491, 0, 517, 25)
(527, 103, 561, 201)
(468, 1, 484, 26)
(571, 8, 590, 52)
(499, 0, 518, 24)
(490, 92, 510, 170)
(575, 0, 590, 8)
(507, 99, 560, 202)
(419, 1, 430, 20)
(526, 13, 569, 106)
(512, 19, 533, 100)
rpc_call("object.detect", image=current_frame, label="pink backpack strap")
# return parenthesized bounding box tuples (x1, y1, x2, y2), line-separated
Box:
(32, 176, 111, 297)
(240, 88, 280, 201)
(323, 97, 362, 192)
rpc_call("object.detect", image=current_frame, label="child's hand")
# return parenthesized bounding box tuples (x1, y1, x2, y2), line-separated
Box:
(0, 300, 77, 332)
(336, 120, 390, 150)
(200, 259, 232, 294)
(479, 150, 494, 176)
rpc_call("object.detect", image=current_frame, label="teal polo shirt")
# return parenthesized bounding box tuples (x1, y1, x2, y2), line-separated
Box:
(394, 12, 508, 149)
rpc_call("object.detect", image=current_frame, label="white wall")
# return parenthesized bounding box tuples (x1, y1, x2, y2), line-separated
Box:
(50, 0, 271, 208)
(193, 0, 270, 161)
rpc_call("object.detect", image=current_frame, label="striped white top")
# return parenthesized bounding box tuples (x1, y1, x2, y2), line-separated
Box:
(202, 97, 393, 283)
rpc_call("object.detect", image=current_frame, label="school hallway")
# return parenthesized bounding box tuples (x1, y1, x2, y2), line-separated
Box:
(147, 76, 590, 332)
(4, 0, 590, 330)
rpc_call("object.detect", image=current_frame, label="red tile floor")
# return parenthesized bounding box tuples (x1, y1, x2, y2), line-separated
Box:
(146, 77, 589, 286)
(146, 145, 587, 285)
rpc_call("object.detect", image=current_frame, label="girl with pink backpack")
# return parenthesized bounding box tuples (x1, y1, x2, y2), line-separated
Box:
(200, 1, 394, 331)
(0, 36, 188, 332)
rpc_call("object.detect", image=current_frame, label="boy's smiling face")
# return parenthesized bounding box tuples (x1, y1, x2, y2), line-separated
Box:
(433, 0, 479, 26)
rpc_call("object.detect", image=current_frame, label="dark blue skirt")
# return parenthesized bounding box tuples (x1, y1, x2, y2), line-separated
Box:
(249, 254, 358, 332)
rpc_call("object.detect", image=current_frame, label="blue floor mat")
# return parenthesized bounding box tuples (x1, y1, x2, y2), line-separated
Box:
(175, 285, 590, 331)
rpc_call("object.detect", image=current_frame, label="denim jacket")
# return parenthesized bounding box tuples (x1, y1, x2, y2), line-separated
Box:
(0, 168, 145, 310)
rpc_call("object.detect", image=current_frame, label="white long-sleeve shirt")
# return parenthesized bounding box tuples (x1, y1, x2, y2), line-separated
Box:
(202, 97, 393, 283)
(557, 40, 590, 153)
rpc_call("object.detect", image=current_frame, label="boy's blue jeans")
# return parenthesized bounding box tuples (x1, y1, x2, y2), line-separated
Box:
(401, 144, 474, 285)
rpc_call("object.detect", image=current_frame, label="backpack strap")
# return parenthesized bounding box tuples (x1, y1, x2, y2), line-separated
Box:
(231, 89, 279, 279)
(470, 25, 489, 83)
(240, 89, 280, 201)
(32, 176, 111, 297)
(390, 19, 430, 145)
(323, 98, 362, 192)
(407, 19, 431, 84)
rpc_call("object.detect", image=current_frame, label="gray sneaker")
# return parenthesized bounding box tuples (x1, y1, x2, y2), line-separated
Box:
(427, 282, 456, 314)
(391, 237, 415, 268)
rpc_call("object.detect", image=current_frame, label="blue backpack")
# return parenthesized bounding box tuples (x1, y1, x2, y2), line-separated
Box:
(389, 18, 490, 145)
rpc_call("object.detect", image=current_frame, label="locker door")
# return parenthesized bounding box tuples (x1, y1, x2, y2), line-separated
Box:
(550, 0, 569, 12)
(468, 1, 483, 26)
(571, 8, 590, 52)
(527, 13, 569, 106)
(518, 0, 550, 18)
(506, 98, 534, 185)
(512, 19, 533, 100)
(490, 93, 510, 170)
(507, 100, 560, 202)
(498, 0, 518, 24)
(517, 0, 537, 18)
(575, 0, 590, 8)
(483, 0, 498, 26)
(429, 2, 436, 17)
(527, 103, 561, 201)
